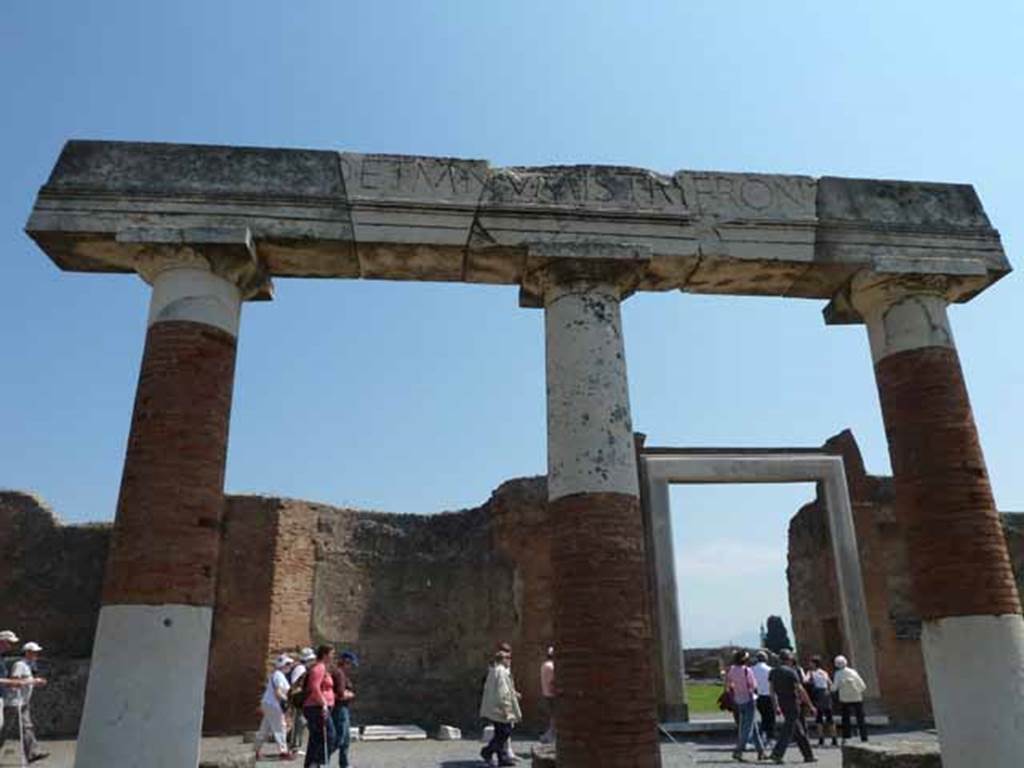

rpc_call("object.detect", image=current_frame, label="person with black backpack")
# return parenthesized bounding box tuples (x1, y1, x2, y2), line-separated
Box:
(289, 647, 317, 755)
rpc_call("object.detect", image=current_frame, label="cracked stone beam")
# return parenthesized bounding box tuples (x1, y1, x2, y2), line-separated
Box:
(26, 140, 1009, 305)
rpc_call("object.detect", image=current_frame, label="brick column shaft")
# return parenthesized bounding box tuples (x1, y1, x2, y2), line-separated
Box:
(75, 263, 244, 768)
(544, 280, 661, 768)
(875, 346, 1020, 619)
(855, 278, 1024, 768)
(103, 320, 237, 605)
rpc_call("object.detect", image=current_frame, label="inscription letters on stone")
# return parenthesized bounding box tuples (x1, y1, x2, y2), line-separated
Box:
(339, 153, 488, 204)
(680, 171, 817, 220)
(485, 166, 689, 214)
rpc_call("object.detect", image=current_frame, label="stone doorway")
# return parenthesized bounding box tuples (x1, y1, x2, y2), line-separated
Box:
(637, 446, 880, 724)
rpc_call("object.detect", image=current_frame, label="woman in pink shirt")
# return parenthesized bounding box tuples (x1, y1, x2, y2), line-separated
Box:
(725, 650, 766, 762)
(302, 645, 336, 768)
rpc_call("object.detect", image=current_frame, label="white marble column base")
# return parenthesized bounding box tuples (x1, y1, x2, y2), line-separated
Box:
(920, 613, 1024, 768)
(74, 604, 213, 768)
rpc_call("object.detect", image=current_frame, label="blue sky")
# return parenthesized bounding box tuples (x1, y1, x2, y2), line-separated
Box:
(2, 1, 1022, 646)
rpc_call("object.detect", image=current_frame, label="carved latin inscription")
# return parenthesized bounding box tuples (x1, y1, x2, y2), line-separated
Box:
(679, 172, 816, 221)
(339, 153, 488, 204)
(484, 166, 689, 214)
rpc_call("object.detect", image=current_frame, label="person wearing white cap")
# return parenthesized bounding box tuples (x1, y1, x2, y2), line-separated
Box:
(0, 630, 25, 753)
(288, 647, 317, 755)
(255, 654, 296, 761)
(5, 641, 49, 763)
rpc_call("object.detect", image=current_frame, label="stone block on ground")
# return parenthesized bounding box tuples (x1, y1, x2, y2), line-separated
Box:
(842, 741, 941, 768)
(360, 724, 428, 741)
(436, 724, 462, 740)
(531, 743, 557, 767)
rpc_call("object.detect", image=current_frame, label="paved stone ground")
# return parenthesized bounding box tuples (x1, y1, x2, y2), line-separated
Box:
(2, 730, 938, 767)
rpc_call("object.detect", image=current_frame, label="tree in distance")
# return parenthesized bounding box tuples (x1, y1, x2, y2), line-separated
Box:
(762, 615, 792, 653)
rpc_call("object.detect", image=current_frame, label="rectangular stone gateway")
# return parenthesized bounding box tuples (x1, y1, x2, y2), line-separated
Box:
(26, 140, 1009, 311)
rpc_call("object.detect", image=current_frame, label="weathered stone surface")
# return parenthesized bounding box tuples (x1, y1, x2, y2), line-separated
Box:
(309, 476, 553, 734)
(0, 492, 109, 658)
(435, 724, 461, 740)
(26, 141, 1010, 303)
(531, 743, 557, 767)
(788, 430, 1023, 724)
(0, 476, 554, 737)
(361, 724, 428, 741)
(841, 741, 941, 768)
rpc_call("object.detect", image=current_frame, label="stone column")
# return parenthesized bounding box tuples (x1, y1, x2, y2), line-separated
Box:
(75, 234, 266, 768)
(541, 263, 661, 768)
(850, 273, 1024, 768)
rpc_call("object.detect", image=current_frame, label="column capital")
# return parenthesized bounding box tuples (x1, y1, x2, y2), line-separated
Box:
(836, 271, 956, 363)
(116, 227, 273, 301)
(823, 269, 977, 326)
(518, 242, 650, 308)
(847, 271, 953, 318)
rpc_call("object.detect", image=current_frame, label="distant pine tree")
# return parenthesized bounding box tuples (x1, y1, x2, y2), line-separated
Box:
(764, 615, 792, 653)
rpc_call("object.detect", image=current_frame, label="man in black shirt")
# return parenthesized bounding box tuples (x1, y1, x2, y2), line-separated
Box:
(769, 649, 817, 764)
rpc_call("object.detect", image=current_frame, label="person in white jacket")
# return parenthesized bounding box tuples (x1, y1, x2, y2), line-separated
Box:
(255, 654, 296, 761)
(831, 655, 868, 743)
(479, 649, 522, 767)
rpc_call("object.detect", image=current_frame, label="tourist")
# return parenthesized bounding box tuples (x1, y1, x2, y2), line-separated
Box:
(4, 641, 48, 764)
(806, 656, 837, 747)
(289, 647, 317, 755)
(303, 645, 337, 768)
(330, 650, 358, 768)
(0, 629, 24, 753)
(725, 650, 766, 762)
(539, 646, 556, 744)
(479, 648, 522, 767)
(255, 654, 296, 762)
(769, 650, 816, 764)
(751, 650, 775, 743)
(831, 655, 868, 743)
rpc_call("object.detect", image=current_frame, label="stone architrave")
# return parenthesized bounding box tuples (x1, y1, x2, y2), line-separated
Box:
(73, 229, 269, 768)
(536, 258, 661, 768)
(843, 272, 1024, 768)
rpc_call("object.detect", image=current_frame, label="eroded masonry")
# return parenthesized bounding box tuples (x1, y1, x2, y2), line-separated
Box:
(23, 141, 1022, 768)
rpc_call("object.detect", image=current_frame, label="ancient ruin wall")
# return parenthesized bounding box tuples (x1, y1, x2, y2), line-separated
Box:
(1, 479, 553, 736)
(0, 492, 109, 735)
(306, 477, 552, 733)
(787, 432, 1023, 724)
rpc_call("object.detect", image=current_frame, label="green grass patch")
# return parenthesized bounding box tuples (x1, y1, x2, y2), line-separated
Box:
(686, 682, 725, 714)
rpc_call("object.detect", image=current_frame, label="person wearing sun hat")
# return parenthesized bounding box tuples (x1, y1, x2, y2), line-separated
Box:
(0, 630, 24, 753)
(289, 647, 318, 754)
(6, 640, 49, 763)
(255, 654, 296, 762)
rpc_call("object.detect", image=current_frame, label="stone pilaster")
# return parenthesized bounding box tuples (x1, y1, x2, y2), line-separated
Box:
(75, 231, 268, 768)
(540, 261, 661, 768)
(849, 272, 1024, 768)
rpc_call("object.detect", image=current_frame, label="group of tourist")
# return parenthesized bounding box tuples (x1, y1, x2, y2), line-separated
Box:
(725, 648, 868, 763)
(254, 643, 359, 767)
(0, 629, 48, 764)
(478, 643, 556, 767)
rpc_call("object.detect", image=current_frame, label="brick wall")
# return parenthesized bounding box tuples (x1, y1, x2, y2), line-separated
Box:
(0, 492, 109, 658)
(787, 430, 1022, 724)
(2, 478, 556, 736)
(203, 496, 279, 733)
(307, 477, 553, 733)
